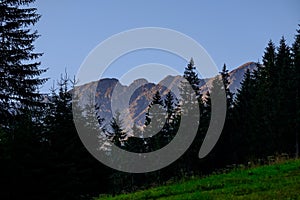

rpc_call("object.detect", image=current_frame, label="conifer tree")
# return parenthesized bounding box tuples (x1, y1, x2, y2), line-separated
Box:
(125, 123, 145, 153)
(254, 41, 278, 156)
(183, 58, 201, 96)
(46, 73, 74, 149)
(0, 1, 47, 198)
(199, 91, 211, 135)
(0, 0, 47, 127)
(233, 69, 256, 160)
(262, 40, 277, 82)
(177, 58, 202, 173)
(220, 64, 234, 109)
(110, 112, 127, 147)
(144, 90, 165, 151)
(275, 37, 293, 153)
(291, 25, 300, 158)
(163, 91, 180, 143)
(209, 64, 235, 164)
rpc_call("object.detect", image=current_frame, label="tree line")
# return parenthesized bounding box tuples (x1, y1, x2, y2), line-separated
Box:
(0, 1, 299, 199)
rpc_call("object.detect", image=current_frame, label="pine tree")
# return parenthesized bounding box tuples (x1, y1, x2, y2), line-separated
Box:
(164, 92, 175, 123)
(144, 90, 165, 151)
(0, 0, 47, 126)
(291, 25, 300, 158)
(199, 91, 211, 134)
(144, 90, 164, 128)
(233, 69, 256, 160)
(84, 93, 105, 134)
(43, 74, 112, 199)
(47, 73, 74, 149)
(163, 91, 180, 143)
(0, 1, 47, 198)
(275, 36, 293, 153)
(220, 64, 234, 109)
(253, 41, 278, 156)
(177, 58, 202, 173)
(263, 40, 277, 82)
(183, 58, 201, 96)
(179, 58, 202, 116)
(0, 0, 47, 157)
(209, 63, 235, 164)
(125, 123, 145, 153)
(234, 69, 253, 110)
(152, 90, 163, 105)
(109, 112, 127, 147)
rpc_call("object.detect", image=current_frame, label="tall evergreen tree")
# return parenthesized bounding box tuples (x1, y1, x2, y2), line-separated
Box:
(125, 123, 145, 153)
(233, 69, 256, 160)
(109, 112, 127, 147)
(183, 58, 201, 96)
(0, 0, 47, 154)
(0, 1, 47, 198)
(177, 58, 202, 173)
(208, 63, 236, 164)
(254, 40, 278, 156)
(199, 91, 211, 135)
(45, 73, 74, 149)
(144, 90, 166, 151)
(291, 25, 300, 158)
(44, 74, 111, 199)
(220, 64, 234, 109)
(0, 0, 47, 126)
(275, 37, 293, 153)
(163, 91, 179, 140)
(263, 40, 277, 83)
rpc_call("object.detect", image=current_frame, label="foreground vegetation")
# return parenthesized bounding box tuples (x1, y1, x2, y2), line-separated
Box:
(95, 159, 300, 200)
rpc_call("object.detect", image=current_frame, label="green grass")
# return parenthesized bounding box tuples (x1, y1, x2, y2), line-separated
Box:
(94, 159, 300, 200)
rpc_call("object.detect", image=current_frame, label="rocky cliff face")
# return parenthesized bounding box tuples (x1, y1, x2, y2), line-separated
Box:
(74, 62, 258, 130)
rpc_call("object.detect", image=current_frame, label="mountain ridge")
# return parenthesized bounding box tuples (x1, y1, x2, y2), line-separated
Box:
(74, 61, 258, 131)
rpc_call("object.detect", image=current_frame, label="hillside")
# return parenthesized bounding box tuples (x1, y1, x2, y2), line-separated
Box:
(94, 159, 300, 200)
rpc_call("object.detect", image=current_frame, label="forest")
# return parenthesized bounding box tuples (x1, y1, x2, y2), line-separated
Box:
(0, 1, 299, 200)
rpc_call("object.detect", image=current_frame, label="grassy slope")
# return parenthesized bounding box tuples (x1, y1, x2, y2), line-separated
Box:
(95, 159, 300, 200)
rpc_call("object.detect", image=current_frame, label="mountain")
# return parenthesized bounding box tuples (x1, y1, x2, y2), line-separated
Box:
(199, 62, 258, 95)
(74, 62, 258, 132)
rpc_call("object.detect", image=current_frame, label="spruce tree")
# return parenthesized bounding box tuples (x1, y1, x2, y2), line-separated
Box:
(144, 90, 165, 151)
(275, 37, 293, 153)
(179, 58, 202, 118)
(178, 58, 202, 173)
(0, 0, 47, 156)
(292, 25, 300, 158)
(233, 69, 255, 160)
(125, 123, 145, 153)
(209, 64, 235, 164)
(47, 73, 74, 149)
(109, 112, 127, 147)
(163, 91, 180, 143)
(254, 40, 278, 156)
(0, 1, 47, 198)
(44, 74, 111, 199)
(199, 91, 211, 134)
(220, 64, 234, 109)
(263, 40, 277, 82)
(183, 58, 201, 96)
(0, 0, 47, 125)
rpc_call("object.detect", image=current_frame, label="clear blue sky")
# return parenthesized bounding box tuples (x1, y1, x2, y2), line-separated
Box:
(33, 0, 300, 91)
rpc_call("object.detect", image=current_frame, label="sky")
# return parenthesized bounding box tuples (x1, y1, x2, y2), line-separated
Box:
(33, 0, 300, 91)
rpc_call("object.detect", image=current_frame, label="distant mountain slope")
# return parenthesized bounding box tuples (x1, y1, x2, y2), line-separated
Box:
(228, 62, 258, 94)
(75, 62, 258, 130)
(199, 62, 258, 95)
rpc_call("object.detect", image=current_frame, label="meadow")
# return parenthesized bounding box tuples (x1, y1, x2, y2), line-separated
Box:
(95, 159, 300, 200)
